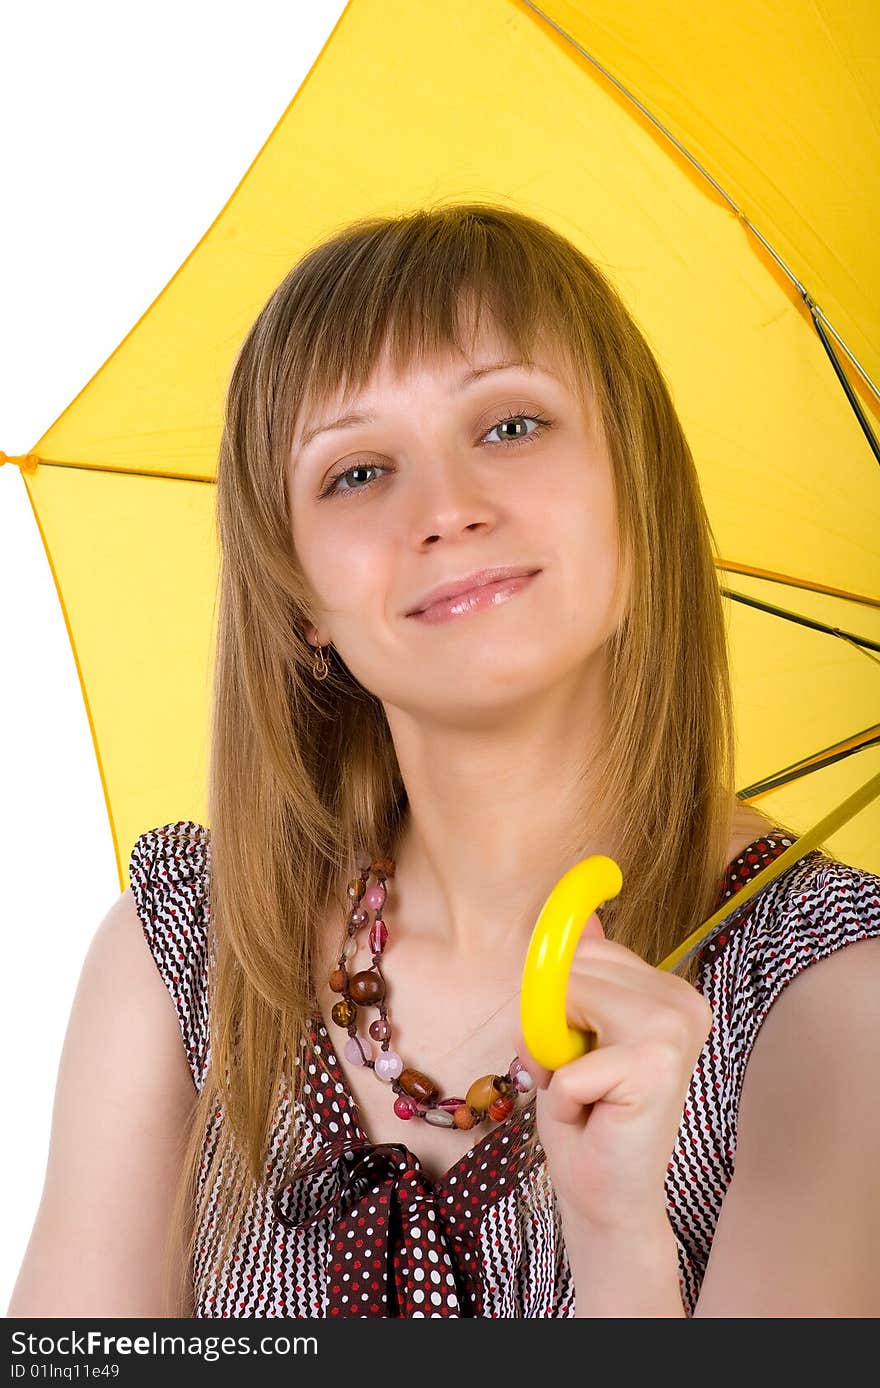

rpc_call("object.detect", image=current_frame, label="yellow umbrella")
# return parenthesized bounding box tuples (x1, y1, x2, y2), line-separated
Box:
(2, 0, 878, 883)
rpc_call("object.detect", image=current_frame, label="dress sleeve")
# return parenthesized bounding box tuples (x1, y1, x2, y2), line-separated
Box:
(128, 819, 212, 1093)
(728, 852, 880, 1121)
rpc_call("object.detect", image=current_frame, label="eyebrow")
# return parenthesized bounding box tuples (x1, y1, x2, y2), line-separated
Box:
(297, 359, 552, 452)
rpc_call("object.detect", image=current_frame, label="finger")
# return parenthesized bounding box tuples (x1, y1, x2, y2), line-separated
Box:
(518, 963, 672, 1077)
(542, 1042, 639, 1126)
(569, 939, 710, 1013)
(567, 953, 683, 1002)
(573, 932, 649, 968)
(564, 969, 696, 1050)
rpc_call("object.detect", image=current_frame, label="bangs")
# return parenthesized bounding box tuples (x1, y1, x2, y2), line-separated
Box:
(282, 206, 589, 434)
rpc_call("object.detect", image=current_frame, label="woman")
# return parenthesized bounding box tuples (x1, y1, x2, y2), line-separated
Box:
(10, 204, 880, 1318)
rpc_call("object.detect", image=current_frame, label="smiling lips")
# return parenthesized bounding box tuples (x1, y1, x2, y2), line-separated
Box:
(407, 565, 541, 614)
(408, 569, 541, 624)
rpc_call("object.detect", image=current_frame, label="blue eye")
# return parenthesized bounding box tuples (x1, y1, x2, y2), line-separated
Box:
(318, 412, 552, 500)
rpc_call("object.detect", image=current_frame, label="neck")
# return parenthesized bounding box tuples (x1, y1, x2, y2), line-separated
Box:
(382, 670, 615, 962)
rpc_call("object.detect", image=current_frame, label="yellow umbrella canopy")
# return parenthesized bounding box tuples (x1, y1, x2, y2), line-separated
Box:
(3, 0, 878, 883)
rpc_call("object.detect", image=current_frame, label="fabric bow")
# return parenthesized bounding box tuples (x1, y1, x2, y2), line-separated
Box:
(272, 1136, 481, 1316)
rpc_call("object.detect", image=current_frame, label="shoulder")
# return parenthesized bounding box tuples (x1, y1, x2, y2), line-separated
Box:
(693, 860, 880, 1314)
(708, 849, 880, 1099)
(128, 819, 212, 1090)
(129, 819, 211, 901)
(744, 850, 880, 999)
(722, 805, 785, 867)
(740, 847, 880, 1038)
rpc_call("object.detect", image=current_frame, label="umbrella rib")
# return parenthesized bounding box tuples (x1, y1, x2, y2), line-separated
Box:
(0, 454, 214, 485)
(519, 2, 880, 416)
(738, 723, 880, 800)
(661, 764, 880, 973)
(805, 301, 880, 464)
(716, 560, 880, 611)
(720, 586, 880, 655)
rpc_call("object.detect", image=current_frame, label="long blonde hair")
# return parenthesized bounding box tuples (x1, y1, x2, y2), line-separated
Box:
(160, 201, 801, 1314)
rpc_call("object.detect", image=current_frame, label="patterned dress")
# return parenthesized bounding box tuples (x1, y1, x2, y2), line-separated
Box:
(129, 820, 880, 1316)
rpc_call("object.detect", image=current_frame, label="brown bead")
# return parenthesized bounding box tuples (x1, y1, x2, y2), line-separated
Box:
(453, 1105, 478, 1130)
(328, 968, 347, 994)
(348, 970, 385, 1005)
(398, 1068, 437, 1103)
(346, 877, 365, 900)
(488, 1095, 515, 1122)
(331, 998, 356, 1028)
(465, 1074, 507, 1112)
(371, 856, 396, 879)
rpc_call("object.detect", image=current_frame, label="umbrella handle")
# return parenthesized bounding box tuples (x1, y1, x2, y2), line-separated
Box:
(520, 767, 880, 1071)
(520, 855, 623, 1071)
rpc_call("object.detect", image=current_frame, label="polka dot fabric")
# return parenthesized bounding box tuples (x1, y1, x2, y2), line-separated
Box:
(129, 820, 880, 1316)
(273, 1021, 543, 1316)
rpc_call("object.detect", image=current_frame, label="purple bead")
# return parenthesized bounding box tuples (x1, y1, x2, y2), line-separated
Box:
(351, 907, 368, 926)
(369, 1018, 392, 1042)
(343, 1036, 371, 1066)
(369, 918, 388, 954)
(510, 1056, 526, 1077)
(374, 1050, 403, 1082)
(438, 1097, 465, 1112)
(393, 1095, 417, 1120)
(365, 884, 386, 911)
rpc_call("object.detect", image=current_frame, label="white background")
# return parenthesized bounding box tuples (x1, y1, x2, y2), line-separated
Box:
(0, 0, 347, 1312)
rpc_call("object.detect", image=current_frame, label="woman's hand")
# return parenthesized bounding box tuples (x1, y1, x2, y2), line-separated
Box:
(516, 912, 713, 1237)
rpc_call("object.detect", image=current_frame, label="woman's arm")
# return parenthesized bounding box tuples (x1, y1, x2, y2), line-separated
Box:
(561, 1203, 685, 1317)
(693, 934, 880, 1316)
(519, 911, 711, 1315)
(6, 888, 198, 1318)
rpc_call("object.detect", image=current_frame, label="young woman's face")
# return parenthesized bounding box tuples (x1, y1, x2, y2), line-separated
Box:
(287, 320, 626, 724)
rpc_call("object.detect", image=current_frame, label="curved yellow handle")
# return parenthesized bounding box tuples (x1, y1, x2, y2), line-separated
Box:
(520, 855, 623, 1071)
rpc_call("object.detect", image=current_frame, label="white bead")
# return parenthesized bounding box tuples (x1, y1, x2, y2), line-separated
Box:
(424, 1108, 455, 1127)
(374, 1050, 403, 1081)
(344, 1037, 371, 1066)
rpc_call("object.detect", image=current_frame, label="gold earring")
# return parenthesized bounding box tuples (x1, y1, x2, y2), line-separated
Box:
(311, 642, 330, 681)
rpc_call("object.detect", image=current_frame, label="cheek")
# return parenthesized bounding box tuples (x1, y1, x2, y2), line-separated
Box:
(543, 458, 618, 558)
(551, 479, 621, 639)
(299, 517, 397, 622)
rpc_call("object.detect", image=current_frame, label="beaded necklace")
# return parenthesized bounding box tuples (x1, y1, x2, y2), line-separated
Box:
(328, 856, 535, 1131)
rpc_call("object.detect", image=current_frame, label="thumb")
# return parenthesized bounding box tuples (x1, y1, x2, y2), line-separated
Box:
(583, 909, 606, 939)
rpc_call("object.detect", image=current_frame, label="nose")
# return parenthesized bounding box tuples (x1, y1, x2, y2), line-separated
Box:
(407, 448, 498, 546)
